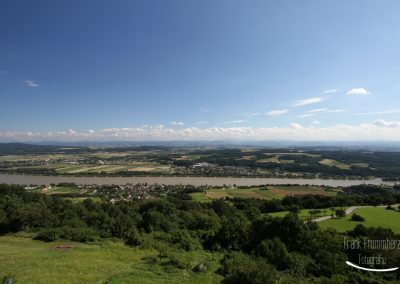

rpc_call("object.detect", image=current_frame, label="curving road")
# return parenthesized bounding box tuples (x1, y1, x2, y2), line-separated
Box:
(311, 206, 371, 223)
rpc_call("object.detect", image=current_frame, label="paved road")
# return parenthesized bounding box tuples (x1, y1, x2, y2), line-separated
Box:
(311, 206, 371, 223)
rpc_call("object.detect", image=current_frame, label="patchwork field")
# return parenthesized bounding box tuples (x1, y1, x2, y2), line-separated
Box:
(319, 159, 351, 170)
(43, 186, 81, 194)
(53, 163, 170, 174)
(267, 185, 339, 197)
(0, 236, 223, 284)
(190, 185, 339, 202)
(319, 207, 400, 234)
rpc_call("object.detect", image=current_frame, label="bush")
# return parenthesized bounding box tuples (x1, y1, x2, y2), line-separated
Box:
(220, 252, 279, 284)
(254, 238, 290, 270)
(350, 213, 365, 222)
(335, 209, 346, 218)
(124, 227, 144, 247)
(61, 227, 98, 242)
(35, 228, 62, 242)
(36, 226, 98, 242)
(170, 229, 202, 251)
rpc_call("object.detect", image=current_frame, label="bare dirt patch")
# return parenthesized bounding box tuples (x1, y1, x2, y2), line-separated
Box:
(54, 244, 75, 250)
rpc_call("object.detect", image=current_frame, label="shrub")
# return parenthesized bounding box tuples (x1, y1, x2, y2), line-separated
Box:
(350, 213, 365, 222)
(124, 227, 144, 247)
(61, 227, 98, 242)
(35, 228, 62, 242)
(220, 252, 279, 284)
(335, 209, 346, 218)
(170, 229, 202, 251)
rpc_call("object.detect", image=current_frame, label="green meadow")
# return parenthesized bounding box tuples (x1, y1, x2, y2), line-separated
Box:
(0, 236, 223, 284)
(267, 208, 339, 220)
(319, 207, 400, 234)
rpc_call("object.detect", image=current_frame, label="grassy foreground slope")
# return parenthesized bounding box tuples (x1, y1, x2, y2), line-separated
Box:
(319, 207, 400, 234)
(0, 236, 223, 284)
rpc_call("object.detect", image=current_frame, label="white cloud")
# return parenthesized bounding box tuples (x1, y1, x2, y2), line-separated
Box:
(170, 121, 184, 126)
(327, 109, 345, 113)
(267, 109, 288, 116)
(311, 120, 320, 125)
(25, 80, 40, 87)
(347, 88, 370, 96)
(322, 89, 338, 94)
(224, 120, 246, 124)
(244, 112, 262, 117)
(297, 113, 315, 118)
(357, 109, 400, 116)
(2, 120, 400, 141)
(293, 97, 323, 107)
(373, 119, 400, 128)
(307, 108, 328, 113)
(195, 121, 209, 124)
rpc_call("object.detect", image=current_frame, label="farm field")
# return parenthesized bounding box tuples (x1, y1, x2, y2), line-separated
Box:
(266, 185, 340, 198)
(190, 185, 339, 202)
(54, 163, 170, 174)
(0, 236, 223, 284)
(319, 159, 351, 170)
(43, 186, 81, 195)
(2, 144, 399, 179)
(319, 207, 400, 234)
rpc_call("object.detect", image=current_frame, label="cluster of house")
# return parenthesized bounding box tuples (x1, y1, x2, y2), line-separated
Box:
(81, 183, 206, 203)
(173, 162, 257, 176)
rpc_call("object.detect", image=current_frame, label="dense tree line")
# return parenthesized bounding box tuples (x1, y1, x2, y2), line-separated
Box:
(1, 183, 400, 283)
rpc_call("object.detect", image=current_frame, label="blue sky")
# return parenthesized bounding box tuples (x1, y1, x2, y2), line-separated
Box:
(1, 1, 400, 141)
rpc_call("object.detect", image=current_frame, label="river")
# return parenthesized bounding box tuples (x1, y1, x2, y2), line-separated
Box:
(0, 173, 395, 187)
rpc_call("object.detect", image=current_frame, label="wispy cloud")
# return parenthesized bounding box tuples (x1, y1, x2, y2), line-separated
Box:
(170, 121, 184, 126)
(357, 109, 400, 116)
(244, 112, 262, 117)
(267, 109, 288, 116)
(311, 120, 320, 125)
(297, 113, 315, 118)
(200, 107, 209, 113)
(293, 97, 323, 107)
(25, 80, 40, 87)
(322, 89, 338, 94)
(307, 108, 328, 113)
(224, 120, 246, 124)
(195, 121, 209, 124)
(347, 88, 370, 96)
(326, 109, 345, 113)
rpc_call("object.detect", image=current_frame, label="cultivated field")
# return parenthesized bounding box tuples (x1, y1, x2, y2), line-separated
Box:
(190, 185, 339, 202)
